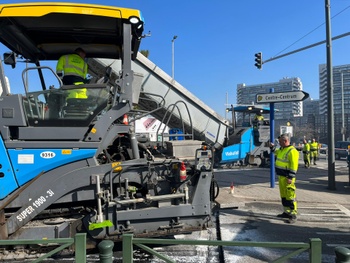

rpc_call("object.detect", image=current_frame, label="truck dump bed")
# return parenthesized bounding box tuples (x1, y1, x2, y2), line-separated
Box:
(88, 54, 229, 148)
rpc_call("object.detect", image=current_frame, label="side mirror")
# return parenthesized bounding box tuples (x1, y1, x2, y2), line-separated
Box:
(3, 52, 16, 68)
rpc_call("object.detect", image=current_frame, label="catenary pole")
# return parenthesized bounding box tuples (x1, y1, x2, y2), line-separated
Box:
(325, 0, 336, 190)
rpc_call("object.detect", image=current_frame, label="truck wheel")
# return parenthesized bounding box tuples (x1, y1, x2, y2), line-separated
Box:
(248, 156, 262, 166)
(253, 157, 262, 166)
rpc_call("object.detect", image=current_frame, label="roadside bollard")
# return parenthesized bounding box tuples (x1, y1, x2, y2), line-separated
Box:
(335, 246, 350, 263)
(98, 240, 114, 263)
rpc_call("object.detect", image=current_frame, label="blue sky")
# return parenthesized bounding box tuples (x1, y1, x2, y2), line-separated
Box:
(1, 0, 350, 117)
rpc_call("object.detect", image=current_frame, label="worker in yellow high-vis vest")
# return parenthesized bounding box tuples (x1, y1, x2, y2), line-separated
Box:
(56, 47, 88, 98)
(302, 139, 311, 168)
(309, 138, 319, 165)
(270, 133, 299, 224)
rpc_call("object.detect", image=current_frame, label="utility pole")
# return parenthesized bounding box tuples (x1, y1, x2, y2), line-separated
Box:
(325, 0, 336, 190)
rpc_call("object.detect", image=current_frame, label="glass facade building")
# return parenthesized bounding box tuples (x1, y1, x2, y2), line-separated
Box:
(319, 64, 350, 141)
(237, 77, 303, 119)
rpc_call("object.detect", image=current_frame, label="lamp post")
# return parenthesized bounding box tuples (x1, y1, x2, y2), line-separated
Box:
(171, 35, 177, 79)
(225, 104, 235, 127)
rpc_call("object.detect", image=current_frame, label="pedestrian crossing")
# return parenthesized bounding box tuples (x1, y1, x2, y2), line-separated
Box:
(298, 204, 350, 223)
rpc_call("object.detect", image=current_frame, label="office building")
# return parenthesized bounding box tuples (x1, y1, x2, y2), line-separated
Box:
(319, 64, 350, 141)
(295, 98, 322, 142)
(237, 77, 303, 119)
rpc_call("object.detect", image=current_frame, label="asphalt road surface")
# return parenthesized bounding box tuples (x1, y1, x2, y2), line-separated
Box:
(213, 156, 350, 263)
(149, 156, 350, 263)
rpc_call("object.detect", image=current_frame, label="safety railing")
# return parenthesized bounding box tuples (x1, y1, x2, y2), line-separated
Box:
(122, 234, 322, 263)
(0, 233, 86, 263)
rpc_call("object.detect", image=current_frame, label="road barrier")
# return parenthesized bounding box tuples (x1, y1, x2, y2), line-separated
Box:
(0, 233, 86, 263)
(122, 234, 322, 263)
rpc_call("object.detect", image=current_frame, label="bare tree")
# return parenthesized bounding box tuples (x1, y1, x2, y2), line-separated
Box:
(293, 123, 315, 142)
(140, 50, 149, 57)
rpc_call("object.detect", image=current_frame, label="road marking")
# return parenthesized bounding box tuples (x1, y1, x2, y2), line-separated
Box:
(316, 232, 350, 235)
(300, 214, 349, 217)
(316, 231, 350, 248)
(326, 244, 350, 247)
(300, 207, 344, 210)
(336, 204, 350, 216)
(297, 204, 350, 223)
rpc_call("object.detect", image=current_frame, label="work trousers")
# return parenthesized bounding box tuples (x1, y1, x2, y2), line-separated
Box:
(278, 175, 297, 215)
(310, 150, 318, 164)
(303, 152, 310, 168)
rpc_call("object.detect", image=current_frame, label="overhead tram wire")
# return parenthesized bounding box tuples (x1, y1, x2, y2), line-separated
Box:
(271, 4, 350, 59)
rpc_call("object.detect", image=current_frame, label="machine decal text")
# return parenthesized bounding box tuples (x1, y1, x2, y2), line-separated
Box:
(16, 206, 35, 222)
(225, 151, 239, 156)
(16, 189, 55, 222)
(40, 151, 56, 159)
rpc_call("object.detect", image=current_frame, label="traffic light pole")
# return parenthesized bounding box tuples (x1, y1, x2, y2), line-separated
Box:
(256, 0, 337, 191)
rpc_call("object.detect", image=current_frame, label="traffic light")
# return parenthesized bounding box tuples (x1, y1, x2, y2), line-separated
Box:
(254, 52, 262, 69)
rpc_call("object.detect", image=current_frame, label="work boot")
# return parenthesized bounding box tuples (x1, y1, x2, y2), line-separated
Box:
(277, 212, 290, 218)
(286, 214, 297, 224)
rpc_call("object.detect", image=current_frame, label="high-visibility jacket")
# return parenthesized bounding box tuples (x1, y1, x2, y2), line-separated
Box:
(56, 54, 87, 80)
(275, 145, 299, 179)
(254, 115, 264, 121)
(309, 142, 319, 159)
(309, 142, 319, 153)
(302, 143, 310, 154)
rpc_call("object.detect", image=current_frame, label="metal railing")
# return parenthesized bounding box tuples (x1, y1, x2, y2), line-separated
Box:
(0, 233, 86, 263)
(122, 234, 322, 263)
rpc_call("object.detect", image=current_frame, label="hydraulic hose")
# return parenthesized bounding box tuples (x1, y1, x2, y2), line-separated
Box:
(210, 178, 220, 201)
